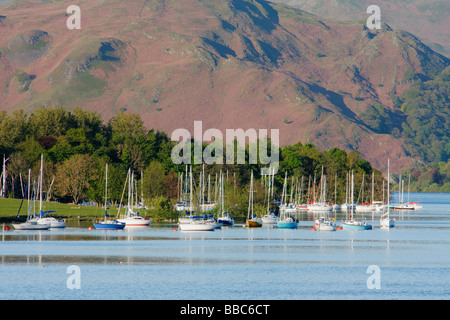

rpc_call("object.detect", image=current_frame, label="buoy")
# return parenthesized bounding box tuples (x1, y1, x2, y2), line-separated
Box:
(4, 226, 10, 231)
(172, 228, 177, 231)
(337, 226, 343, 230)
(88, 226, 93, 230)
(311, 228, 317, 231)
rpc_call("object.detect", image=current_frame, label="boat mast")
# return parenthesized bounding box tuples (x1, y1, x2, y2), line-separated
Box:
(248, 171, 254, 219)
(190, 166, 193, 212)
(104, 163, 108, 221)
(372, 171, 374, 205)
(387, 160, 390, 217)
(351, 170, 354, 220)
(39, 154, 43, 216)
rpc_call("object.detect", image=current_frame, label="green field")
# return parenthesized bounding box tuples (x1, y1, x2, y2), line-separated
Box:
(0, 198, 151, 226)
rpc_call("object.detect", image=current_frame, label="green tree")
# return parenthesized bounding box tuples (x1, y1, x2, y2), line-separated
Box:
(28, 107, 74, 139)
(54, 154, 98, 203)
(149, 195, 176, 221)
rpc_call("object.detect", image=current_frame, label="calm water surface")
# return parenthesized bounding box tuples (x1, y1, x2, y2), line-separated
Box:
(1, 192, 449, 300)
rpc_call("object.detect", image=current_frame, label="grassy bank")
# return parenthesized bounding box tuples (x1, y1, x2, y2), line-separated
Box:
(0, 198, 151, 225)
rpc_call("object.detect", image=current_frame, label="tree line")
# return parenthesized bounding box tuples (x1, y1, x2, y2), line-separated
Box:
(0, 107, 387, 220)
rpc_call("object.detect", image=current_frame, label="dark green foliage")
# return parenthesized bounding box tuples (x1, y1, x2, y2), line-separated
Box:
(359, 102, 394, 134)
(399, 66, 449, 163)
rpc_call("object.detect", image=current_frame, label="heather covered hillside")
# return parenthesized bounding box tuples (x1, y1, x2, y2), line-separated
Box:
(0, 0, 448, 173)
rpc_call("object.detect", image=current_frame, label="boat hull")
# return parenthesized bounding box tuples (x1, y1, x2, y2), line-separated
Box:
(179, 221, 216, 231)
(262, 217, 278, 224)
(32, 217, 66, 228)
(246, 219, 263, 228)
(317, 224, 336, 231)
(380, 218, 395, 228)
(94, 221, 126, 229)
(341, 221, 372, 230)
(314, 218, 337, 231)
(277, 221, 297, 229)
(262, 213, 279, 225)
(117, 217, 151, 227)
(12, 222, 51, 230)
(218, 218, 234, 227)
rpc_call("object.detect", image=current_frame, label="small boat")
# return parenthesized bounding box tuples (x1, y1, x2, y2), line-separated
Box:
(307, 167, 332, 213)
(261, 169, 278, 225)
(314, 171, 336, 231)
(117, 170, 150, 227)
(341, 219, 372, 230)
(31, 216, 66, 228)
(12, 220, 50, 231)
(94, 219, 126, 230)
(207, 215, 222, 229)
(218, 213, 234, 227)
(262, 212, 279, 225)
(277, 215, 298, 229)
(94, 163, 125, 230)
(246, 216, 263, 228)
(380, 216, 395, 228)
(216, 171, 233, 227)
(277, 173, 298, 229)
(392, 203, 415, 210)
(12, 160, 52, 230)
(341, 170, 372, 231)
(179, 166, 215, 231)
(246, 171, 262, 228)
(179, 216, 216, 231)
(314, 217, 337, 231)
(118, 214, 150, 227)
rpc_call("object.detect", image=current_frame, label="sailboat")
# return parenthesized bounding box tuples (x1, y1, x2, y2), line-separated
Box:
(217, 171, 234, 227)
(174, 169, 194, 213)
(178, 166, 216, 231)
(380, 159, 395, 228)
(262, 168, 279, 225)
(31, 155, 66, 228)
(341, 170, 372, 230)
(341, 171, 355, 212)
(14, 155, 64, 229)
(94, 163, 125, 230)
(332, 174, 341, 212)
(12, 169, 50, 230)
(392, 174, 422, 210)
(355, 173, 377, 212)
(314, 167, 336, 231)
(307, 168, 332, 212)
(246, 171, 263, 228)
(277, 172, 298, 229)
(117, 170, 150, 227)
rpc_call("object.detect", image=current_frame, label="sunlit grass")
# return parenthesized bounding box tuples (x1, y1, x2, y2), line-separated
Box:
(0, 198, 150, 224)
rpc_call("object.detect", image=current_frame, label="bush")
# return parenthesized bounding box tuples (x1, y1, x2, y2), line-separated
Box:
(148, 196, 176, 221)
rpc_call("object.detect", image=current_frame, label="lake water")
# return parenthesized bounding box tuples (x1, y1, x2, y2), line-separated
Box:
(0, 192, 449, 301)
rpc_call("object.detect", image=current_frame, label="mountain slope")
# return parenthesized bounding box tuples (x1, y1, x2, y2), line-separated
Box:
(0, 0, 448, 173)
(271, 0, 450, 57)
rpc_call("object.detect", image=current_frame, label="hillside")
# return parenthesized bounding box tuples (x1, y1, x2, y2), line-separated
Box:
(272, 0, 450, 57)
(0, 0, 448, 173)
